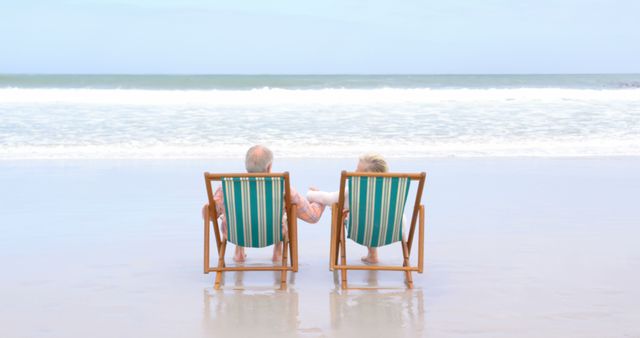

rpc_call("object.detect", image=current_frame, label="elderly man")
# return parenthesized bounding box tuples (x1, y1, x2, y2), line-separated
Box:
(202, 145, 325, 262)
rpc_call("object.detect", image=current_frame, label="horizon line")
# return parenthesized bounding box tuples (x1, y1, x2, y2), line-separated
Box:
(2, 72, 640, 76)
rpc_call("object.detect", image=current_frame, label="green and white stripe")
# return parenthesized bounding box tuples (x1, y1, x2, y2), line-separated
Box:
(221, 177, 284, 248)
(347, 176, 410, 247)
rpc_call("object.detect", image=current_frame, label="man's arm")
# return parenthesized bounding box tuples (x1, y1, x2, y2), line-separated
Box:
(290, 188, 325, 224)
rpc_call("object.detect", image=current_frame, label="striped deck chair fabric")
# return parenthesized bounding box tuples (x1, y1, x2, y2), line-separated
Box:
(347, 176, 411, 247)
(221, 177, 285, 248)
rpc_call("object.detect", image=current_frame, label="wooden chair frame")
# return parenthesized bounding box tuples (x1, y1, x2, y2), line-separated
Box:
(203, 172, 298, 290)
(329, 171, 426, 289)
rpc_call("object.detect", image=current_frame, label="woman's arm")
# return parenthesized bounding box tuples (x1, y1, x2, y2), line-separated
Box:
(306, 190, 340, 205)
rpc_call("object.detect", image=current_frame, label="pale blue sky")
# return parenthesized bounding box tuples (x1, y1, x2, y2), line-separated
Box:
(1, 0, 639, 74)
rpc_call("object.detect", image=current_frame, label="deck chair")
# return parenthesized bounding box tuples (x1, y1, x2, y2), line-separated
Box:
(203, 172, 298, 290)
(330, 171, 426, 288)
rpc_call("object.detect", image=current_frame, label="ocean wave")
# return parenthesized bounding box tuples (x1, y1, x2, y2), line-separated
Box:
(616, 81, 640, 88)
(1, 86, 639, 159)
(1, 87, 640, 105)
(1, 138, 639, 159)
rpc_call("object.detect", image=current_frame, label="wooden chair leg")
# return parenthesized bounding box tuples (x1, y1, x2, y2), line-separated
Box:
(214, 241, 227, 290)
(214, 272, 223, 290)
(281, 239, 288, 290)
(329, 204, 337, 270)
(334, 233, 341, 267)
(204, 207, 210, 274)
(402, 241, 413, 289)
(293, 234, 299, 272)
(340, 223, 348, 289)
(289, 235, 295, 271)
(335, 210, 346, 267)
(289, 207, 298, 272)
(418, 205, 425, 274)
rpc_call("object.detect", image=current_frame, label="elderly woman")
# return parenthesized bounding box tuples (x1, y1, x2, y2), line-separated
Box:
(307, 153, 389, 264)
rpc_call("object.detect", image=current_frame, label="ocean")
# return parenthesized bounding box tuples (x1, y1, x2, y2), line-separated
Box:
(1, 74, 639, 159)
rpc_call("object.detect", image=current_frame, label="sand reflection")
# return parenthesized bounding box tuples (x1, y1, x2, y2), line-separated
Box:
(330, 273, 425, 336)
(202, 272, 300, 337)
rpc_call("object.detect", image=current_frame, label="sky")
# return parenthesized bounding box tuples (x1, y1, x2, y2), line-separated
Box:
(1, 0, 639, 74)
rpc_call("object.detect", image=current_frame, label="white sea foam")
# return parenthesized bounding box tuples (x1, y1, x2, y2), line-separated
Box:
(1, 87, 639, 159)
(1, 138, 639, 159)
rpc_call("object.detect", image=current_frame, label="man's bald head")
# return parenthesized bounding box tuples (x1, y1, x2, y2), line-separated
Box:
(245, 145, 273, 173)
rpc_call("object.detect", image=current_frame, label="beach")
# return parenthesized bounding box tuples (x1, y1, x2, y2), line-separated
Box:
(1, 157, 639, 337)
(3, 0, 640, 334)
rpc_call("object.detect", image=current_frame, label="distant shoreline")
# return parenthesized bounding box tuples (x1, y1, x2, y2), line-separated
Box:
(2, 73, 640, 90)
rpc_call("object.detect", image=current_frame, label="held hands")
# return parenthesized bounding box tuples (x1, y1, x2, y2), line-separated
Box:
(306, 189, 340, 205)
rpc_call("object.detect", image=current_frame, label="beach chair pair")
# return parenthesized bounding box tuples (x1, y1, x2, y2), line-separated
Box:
(203, 171, 426, 289)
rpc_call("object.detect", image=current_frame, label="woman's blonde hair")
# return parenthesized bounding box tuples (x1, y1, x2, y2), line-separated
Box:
(359, 153, 388, 173)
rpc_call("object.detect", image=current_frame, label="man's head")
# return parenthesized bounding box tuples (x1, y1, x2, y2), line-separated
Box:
(357, 153, 388, 173)
(245, 145, 273, 173)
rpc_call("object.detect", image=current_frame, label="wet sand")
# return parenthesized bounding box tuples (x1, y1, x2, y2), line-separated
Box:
(1, 158, 639, 337)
